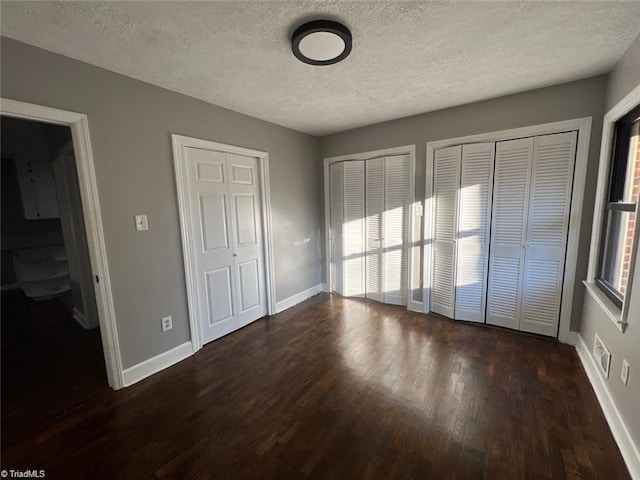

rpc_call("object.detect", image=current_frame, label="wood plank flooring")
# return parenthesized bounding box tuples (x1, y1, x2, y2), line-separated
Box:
(1, 290, 106, 447)
(1, 293, 630, 479)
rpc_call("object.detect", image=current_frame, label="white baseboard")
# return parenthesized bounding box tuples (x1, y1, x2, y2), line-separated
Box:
(122, 341, 193, 387)
(1, 283, 20, 291)
(276, 284, 322, 314)
(560, 330, 578, 346)
(576, 334, 640, 479)
(73, 308, 91, 329)
(409, 300, 423, 313)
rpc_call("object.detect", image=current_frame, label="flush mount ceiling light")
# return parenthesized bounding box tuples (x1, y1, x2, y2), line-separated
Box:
(291, 20, 352, 66)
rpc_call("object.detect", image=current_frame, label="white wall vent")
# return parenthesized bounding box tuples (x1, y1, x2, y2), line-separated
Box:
(593, 334, 612, 378)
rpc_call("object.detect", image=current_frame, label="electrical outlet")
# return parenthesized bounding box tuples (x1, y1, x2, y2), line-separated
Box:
(593, 334, 611, 378)
(161, 315, 172, 332)
(621, 359, 630, 385)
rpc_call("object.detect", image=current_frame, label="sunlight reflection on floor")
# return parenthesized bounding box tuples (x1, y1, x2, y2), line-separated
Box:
(332, 297, 486, 442)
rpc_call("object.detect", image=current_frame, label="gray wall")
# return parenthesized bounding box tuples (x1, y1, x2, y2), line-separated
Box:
(580, 34, 640, 451)
(0, 37, 322, 369)
(320, 75, 607, 330)
(606, 33, 640, 110)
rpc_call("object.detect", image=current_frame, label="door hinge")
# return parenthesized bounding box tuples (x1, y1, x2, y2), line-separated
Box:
(95, 275, 100, 284)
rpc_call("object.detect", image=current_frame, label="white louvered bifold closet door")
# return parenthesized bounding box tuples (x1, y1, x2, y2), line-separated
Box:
(365, 158, 384, 303)
(520, 132, 577, 336)
(455, 143, 495, 323)
(342, 161, 366, 297)
(383, 155, 409, 306)
(330, 162, 344, 295)
(432, 145, 461, 318)
(486, 138, 533, 330)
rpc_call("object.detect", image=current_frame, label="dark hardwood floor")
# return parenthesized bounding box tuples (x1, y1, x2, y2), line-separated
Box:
(1, 293, 629, 479)
(1, 290, 107, 447)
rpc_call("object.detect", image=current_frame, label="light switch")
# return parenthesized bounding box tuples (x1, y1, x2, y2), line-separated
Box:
(135, 214, 148, 231)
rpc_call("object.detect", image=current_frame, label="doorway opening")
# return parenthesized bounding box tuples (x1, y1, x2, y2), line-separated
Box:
(1, 116, 107, 447)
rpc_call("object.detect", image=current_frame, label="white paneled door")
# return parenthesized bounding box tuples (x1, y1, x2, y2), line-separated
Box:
(383, 155, 409, 306)
(365, 155, 409, 305)
(184, 147, 267, 345)
(519, 132, 577, 336)
(430, 130, 577, 337)
(432, 143, 494, 322)
(330, 155, 409, 306)
(486, 137, 533, 330)
(486, 132, 577, 336)
(365, 158, 385, 303)
(455, 143, 494, 323)
(342, 161, 366, 298)
(431, 145, 461, 318)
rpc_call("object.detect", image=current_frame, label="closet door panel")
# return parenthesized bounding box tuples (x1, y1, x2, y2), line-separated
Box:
(486, 138, 533, 329)
(432, 146, 461, 318)
(455, 143, 495, 322)
(366, 158, 384, 302)
(330, 163, 344, 295)
(520, 132, 577, 336)
(383, 155, 409, 306)
(343, 161, 366, 297)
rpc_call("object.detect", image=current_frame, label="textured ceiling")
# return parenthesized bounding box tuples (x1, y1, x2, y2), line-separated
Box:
(2, 1, 640, 136)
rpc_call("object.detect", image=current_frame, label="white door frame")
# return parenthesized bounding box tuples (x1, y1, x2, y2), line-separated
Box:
(172, 135, 276, 352)
(323, 145, 419, 312)
(1, 97, 124, 389)
(424, 117, 592, 344)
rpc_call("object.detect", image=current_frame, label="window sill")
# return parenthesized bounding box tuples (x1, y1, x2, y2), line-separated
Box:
(583, 281, 627, 333)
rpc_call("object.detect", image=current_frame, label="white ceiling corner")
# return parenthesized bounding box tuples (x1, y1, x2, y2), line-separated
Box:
(1, 1, 639, 136)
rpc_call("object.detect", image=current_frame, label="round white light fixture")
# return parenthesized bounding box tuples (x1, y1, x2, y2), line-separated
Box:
(292, 20, 352, 66)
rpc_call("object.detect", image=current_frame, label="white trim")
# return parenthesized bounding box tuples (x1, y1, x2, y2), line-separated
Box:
(73, 308, 90, 329)
(1, 98, 124, 389)
(275, 284, 322, 313)
(424, 117, 592, 343)
(122, 341, 193, 387)
(409, 299, 423, 313)
(406, 149, 418, 311)
(322, 283, 329, 292)
(1, 284, 20, 291)
(171, 135, 276, 353)
(424, 148, 434, 314)
(323, 161, 332, 292)
(323, 145, 417, 309)
(575, 334, 640, 479)
(563, 331, 578, 346)
(260, 155, 277, 318)
(587, 83, 640, 332)
(583, 281, 624, 327)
